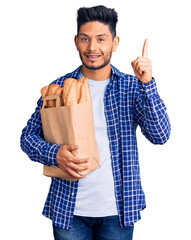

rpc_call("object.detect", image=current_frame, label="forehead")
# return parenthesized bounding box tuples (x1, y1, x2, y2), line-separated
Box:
(78, 21, 111, 37)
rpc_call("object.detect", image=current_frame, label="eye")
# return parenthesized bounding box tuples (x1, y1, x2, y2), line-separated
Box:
(81, 37, 89, 42)
(98, 38, 105, 42)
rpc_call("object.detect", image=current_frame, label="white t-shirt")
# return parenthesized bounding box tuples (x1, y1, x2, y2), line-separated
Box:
(74, 73, 118, 217)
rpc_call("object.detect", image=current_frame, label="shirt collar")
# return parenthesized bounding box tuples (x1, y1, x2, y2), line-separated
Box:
(111, 64, 124, 78)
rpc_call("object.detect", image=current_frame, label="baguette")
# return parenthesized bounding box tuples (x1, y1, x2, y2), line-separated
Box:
(41, 77, 91, 108)
(41, 85, 49, 107)
(47, 84, 61, 108)
(41, 85, 48, 100)
(65, 79, 78, 106)
(63, 78, 76, 105)
(83, 77, 91, 102)
(77, 81, 82, 101)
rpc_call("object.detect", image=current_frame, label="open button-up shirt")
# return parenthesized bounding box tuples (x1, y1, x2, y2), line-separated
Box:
(20, 65, 171, 229)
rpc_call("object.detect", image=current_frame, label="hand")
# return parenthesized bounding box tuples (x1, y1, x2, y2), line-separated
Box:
(56, 144, 89, 179)
(131, 39, 152, 84)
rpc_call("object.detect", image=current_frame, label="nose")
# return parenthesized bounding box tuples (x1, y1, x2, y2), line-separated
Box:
(88, 39, 97, 52)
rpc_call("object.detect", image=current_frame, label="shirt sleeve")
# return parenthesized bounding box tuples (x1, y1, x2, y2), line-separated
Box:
(134, 78, 171, 144)
(20, 97, 60, 166)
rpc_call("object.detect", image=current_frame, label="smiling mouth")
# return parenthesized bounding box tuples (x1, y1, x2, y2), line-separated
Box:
(85, 54, 101, 61)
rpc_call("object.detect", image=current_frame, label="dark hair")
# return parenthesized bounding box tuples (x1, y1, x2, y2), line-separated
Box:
(77, 5, 118, 38)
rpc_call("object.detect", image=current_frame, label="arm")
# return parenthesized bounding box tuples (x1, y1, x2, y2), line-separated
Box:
(20, 95, 89, 179)
(131, 39, 171, 144)
(20, 97, 60, 166)
(134, 78, 171, 144)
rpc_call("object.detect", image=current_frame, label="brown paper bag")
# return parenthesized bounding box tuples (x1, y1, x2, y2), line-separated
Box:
(40, 95, 100, 181)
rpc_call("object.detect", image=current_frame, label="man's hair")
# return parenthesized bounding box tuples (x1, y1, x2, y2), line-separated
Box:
(77, 5, 118, 38)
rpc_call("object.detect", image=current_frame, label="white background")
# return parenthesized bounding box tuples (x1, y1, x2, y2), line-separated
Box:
(1, 0, 191, 239)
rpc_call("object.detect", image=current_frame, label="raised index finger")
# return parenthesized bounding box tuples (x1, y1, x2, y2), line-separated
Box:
(142, 39, 148, 58)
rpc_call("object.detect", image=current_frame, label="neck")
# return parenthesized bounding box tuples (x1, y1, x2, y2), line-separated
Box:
(81, 63, 112, 81)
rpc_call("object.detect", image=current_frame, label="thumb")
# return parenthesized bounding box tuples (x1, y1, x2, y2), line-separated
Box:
(131, 60, 135, 68)
(66, 144, 79, 152)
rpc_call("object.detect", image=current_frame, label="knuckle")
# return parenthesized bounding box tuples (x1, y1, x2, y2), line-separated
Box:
(79, 165, 86, 171)
(65, 162, 71, 167)
(78, 158, 84, 163)
(70, 144, 75, 149)
(68, 158, 74, 164)
(83, 166, 88, 171)
(62, 145, 67, 150)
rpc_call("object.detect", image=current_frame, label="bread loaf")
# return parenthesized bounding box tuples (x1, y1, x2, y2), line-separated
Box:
(65, 80, 78, 106)
(82, 77, 91, 103)
(77, 81, 83, 102)
(41, 77, 91, 108)
(46, 84, 61, 108)
(41, 85, 48, 101)
(63, 78, 77, 106)
(41, 85, 49, 107)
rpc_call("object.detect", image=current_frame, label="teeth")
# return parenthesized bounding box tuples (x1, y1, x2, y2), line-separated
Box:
(88, 56, 99, 58)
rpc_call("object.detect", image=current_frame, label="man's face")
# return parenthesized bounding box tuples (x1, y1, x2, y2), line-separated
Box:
(75, 21, 119, 70)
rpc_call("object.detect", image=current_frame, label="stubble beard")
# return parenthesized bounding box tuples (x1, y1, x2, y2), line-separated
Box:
(79, 52, 112, 70)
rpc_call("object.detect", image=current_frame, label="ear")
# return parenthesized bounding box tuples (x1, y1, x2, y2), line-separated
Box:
(74, 35, 79, 50)
(112, 36, 120, 52)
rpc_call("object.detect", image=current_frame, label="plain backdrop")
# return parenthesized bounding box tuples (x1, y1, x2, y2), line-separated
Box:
(1, 0, 191, 239)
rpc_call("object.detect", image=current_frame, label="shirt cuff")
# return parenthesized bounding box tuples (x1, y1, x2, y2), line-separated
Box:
(138, 77, 158, 100)
(138, 77, 167, 120)
(45, 143, 61, 167)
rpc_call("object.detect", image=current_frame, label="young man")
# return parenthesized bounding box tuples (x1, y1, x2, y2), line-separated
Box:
(20, 5, 171, 240)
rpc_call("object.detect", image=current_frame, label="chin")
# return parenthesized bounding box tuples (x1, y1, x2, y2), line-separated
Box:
(83, 60, 110, 71)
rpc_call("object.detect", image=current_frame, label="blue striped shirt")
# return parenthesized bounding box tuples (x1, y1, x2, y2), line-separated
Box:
(20, 65, 171, 229)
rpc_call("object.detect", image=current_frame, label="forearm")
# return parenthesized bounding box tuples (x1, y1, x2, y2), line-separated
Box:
(134, 78, 171, 144)
(20, 98, 60, 166)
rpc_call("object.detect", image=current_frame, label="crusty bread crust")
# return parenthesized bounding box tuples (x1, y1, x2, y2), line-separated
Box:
(41, 77, 91, 107)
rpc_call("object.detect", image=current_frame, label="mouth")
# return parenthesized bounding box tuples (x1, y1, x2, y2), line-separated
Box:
(85, 54, 101, 62)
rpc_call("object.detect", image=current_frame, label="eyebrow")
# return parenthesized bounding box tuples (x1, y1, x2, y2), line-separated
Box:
(78, 33, 108, 37)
